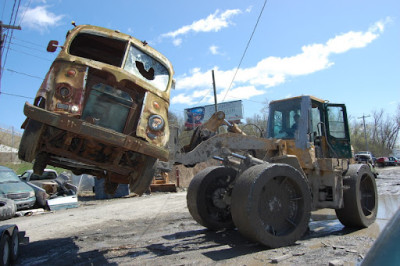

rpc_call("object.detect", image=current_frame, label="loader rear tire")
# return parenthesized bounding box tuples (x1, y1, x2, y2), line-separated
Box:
(231, 163, 311, 248)
(187, 166, 237, 230)
(335, 164, 378, 228)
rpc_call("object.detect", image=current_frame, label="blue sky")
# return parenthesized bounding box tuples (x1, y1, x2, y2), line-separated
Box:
(1, 0, 399, 133)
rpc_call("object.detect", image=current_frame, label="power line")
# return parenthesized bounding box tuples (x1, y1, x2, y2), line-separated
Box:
(9, 40, 48, 54)
(18, 0, 32, 25)
(222, 0, 268, 102)
(12, 36, 44, 48)
(8, 47, 53, 61)
(1, 0, 22, 78)
(194, 88, 212, 105)
(0, 91, 34, 99)
(6, 68, 43, 80)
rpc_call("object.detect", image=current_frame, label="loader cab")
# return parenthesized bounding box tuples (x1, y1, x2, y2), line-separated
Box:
(267, 96, 352, 159)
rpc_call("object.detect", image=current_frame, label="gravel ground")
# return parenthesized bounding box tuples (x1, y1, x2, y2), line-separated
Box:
(2, 166, 399, 265)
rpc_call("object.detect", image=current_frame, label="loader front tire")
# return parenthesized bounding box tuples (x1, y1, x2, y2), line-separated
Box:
(231, 163, 311, 248)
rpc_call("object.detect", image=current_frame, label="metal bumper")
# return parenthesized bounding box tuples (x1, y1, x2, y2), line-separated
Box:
(23, 102, 169, 161)
(14, 197, 36, 210)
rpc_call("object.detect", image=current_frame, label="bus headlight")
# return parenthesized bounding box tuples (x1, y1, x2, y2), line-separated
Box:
(148, 115, 164, 131)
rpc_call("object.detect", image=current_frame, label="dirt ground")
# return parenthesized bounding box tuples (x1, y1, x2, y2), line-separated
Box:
(3, 166, 400, 266)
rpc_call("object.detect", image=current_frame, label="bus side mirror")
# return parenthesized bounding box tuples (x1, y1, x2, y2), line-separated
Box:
(47, 40, 59, 52)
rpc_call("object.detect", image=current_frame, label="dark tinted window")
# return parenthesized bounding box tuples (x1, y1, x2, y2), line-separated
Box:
(69, 33, 127, 67)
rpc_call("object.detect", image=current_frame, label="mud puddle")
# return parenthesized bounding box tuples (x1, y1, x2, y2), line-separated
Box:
(376, 194, 400, 230)
(308, 194, 400, 239)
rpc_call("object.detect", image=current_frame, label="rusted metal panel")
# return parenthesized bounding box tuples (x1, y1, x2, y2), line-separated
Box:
(136, 92, 170, 147)
(56, 25, 174, 101)
(24, 103, 169, 161)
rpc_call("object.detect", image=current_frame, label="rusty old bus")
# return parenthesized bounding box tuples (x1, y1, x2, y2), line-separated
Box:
(18, 24, 174, 195)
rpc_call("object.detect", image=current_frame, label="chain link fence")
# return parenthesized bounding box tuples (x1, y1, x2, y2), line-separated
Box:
(0, 126, 22, 163)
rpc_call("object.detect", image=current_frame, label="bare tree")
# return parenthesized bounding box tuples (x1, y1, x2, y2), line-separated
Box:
(351, 108, 400, 157)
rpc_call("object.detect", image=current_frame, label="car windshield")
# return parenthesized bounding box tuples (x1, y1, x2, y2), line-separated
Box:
(124, 44, 169, 91)
(0, 170, 22, 183)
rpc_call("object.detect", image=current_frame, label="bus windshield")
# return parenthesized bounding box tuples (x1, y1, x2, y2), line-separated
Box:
(124, 44, 169, 91)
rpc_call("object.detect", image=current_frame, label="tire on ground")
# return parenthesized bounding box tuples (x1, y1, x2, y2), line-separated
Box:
(231, 163, 311, 248)
(335, 164, 378, 228)
(0, 233, 10, 266)
(0, 198, 16, 221)
(33, 152, 49, 176)
(18, 119, 44, 162)
(187, 166, 237, 230)
(10, 227, 19, 262)
(129, 157, 157, 195)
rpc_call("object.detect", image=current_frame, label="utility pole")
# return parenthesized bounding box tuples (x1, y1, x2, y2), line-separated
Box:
(358, 114, 371, 151)
(0, 21, 22, 88)
(211, 70, 218, 113)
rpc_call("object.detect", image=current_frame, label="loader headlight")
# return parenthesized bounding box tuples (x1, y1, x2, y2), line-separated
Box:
(148, 115, 164, 131)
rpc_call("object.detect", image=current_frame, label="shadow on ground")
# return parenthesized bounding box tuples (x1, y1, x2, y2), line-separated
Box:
(17, 237, 116, 266)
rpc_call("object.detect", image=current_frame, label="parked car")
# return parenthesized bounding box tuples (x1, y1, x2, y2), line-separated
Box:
(20, 169, 58, 195)
(355, 151, 376, 164)
(0, 166, 36, 210)
(20, 169, 58, 182)
(376, 157, 387, 167)
(387, 157, 398, 166)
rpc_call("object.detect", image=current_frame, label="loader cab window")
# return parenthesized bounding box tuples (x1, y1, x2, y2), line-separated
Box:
(326, 106, 346, 139)
(311, 104, 323, 138)
(267, 99, 301, 139)
(271, 111, 283, 137)
(324, 103, 352, 158)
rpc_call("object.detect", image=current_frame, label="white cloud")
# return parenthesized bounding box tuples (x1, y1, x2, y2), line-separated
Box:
(218, 86, 265, 102)
(171, 93, 194, 104)
(209, 45, 219, 55)
(161, 9, 242, 45)
(171, 19, 388, 106)
(20, 5, 64, 32)
(173, 38, 182, 46)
